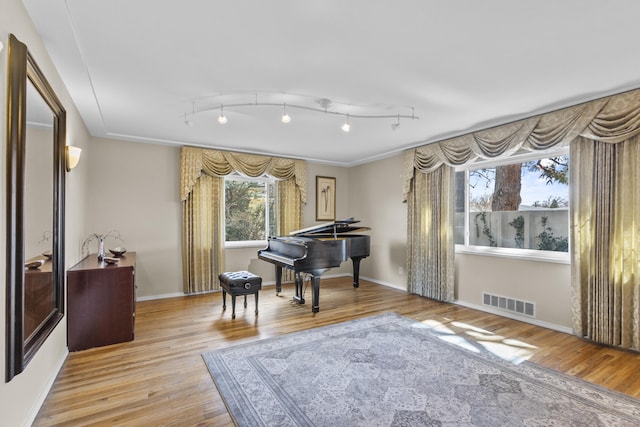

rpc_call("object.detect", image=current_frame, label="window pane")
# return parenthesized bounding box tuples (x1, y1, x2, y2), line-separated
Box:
(225, 180, 267, 241)
(461, 156, 569, 252)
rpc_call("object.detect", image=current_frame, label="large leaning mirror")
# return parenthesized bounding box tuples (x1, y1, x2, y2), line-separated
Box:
(6, 34, 66, 381)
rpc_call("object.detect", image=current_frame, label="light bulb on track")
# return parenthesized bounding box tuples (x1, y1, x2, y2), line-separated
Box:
(281, 103, 291, 123)
(341, 114, 350, 132)
(217, 105, 227, 124)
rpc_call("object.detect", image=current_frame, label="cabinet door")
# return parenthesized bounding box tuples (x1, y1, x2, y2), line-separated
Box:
(68, 267, 134, 351)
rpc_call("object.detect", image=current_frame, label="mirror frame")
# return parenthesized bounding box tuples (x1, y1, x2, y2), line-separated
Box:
(6, 34, 66, 381)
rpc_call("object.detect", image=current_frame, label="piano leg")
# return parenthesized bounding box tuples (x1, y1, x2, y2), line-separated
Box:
(351, 256, 363, 288)
(275, 266, 283, 295)
(311, 275, 320, 313)
(292, 272, 305, 305)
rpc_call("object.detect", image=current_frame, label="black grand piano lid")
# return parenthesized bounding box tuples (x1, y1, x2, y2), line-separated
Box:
(290, 217, 371, 236)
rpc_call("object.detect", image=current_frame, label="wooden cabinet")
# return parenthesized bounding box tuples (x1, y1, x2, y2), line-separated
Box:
(25, 258, 54, 339)
(67, 253, 136, 351)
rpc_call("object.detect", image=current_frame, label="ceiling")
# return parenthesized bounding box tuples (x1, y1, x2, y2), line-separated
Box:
(22, 0, 640, 166)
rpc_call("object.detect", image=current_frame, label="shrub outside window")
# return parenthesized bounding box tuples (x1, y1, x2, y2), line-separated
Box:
(224, 175, 276, 246)
(455, 151, 569, 260)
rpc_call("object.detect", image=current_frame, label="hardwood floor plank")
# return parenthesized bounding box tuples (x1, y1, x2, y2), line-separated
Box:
(33, 278, 640, 426)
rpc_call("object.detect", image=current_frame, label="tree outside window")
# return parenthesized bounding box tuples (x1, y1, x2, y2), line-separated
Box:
(225, 176, 276, 243)
(455, 154, 569, 253)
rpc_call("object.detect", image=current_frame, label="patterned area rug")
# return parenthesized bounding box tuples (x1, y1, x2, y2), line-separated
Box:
(202, 313, 640, 426)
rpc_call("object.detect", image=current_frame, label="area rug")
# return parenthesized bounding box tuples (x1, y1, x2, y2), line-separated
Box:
(202, 313, 640, 426)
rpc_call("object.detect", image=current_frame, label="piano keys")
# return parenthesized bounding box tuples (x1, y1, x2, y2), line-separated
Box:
(258, 218, 370, 313)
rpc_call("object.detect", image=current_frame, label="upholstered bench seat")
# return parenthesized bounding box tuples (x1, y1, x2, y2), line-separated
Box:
(219, 271, 262, 319)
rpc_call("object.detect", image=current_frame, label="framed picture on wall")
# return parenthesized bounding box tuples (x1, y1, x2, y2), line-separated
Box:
(316, 176, 336, 221)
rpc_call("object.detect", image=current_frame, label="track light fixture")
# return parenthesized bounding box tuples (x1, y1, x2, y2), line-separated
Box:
(183, 93, 418, 131)
(281, 103, 291, 124)
(391, 114, 400, 131)
(217, 105, 227, 124)
(184, 112, 194, 126)
(341, 114, 351, 133)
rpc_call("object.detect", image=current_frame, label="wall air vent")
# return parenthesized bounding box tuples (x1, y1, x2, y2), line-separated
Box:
(482, 292, 535, 318)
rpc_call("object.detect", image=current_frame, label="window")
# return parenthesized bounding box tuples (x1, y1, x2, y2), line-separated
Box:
(455, 151, 569, 260)
(224, 175, 276, 246)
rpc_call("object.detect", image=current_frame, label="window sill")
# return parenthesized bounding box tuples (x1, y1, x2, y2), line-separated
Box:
(455, 245, 570, 264)
(225, 240, 267, 249)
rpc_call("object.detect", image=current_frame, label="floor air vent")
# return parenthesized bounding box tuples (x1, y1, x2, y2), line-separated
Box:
(482, 292, 535, 317)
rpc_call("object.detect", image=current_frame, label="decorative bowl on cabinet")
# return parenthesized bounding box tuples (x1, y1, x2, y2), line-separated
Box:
(109, 247, 127, 257)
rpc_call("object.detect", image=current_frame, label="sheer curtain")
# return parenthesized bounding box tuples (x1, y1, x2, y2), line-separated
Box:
(180, 147, 306, 294)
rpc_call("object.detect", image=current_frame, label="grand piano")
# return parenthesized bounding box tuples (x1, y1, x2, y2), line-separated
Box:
(258, 218, 370, 313)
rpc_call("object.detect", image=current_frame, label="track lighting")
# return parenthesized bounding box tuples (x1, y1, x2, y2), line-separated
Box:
(184, 93, 419, 131)
(281, 103, 291, 124)
(217, 105, 228, 124)
(341, 114, 350, 133)
(391, 114, 400, 131)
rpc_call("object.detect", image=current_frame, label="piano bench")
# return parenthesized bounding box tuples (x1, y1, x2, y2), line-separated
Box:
(219, 271, 262, 319)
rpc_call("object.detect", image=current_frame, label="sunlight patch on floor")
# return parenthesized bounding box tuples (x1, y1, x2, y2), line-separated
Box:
(438, 335, 481, 353)
(477, 341, 534, 364)
(418, 318, 538, 364)
(416, 319, 456, 334)
(451, 321, 494, 335)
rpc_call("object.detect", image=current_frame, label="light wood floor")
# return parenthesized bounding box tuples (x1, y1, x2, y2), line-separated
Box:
(34, 277, 640, 426)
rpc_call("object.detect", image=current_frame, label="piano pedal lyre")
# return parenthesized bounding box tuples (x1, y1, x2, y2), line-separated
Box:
(292, 272, 307, 305)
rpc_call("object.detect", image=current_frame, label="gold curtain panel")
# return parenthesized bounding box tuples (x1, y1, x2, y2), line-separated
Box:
(180, 146, 306, 203)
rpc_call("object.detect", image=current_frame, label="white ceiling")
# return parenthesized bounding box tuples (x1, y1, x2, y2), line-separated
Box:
(22, 0, 640, 166)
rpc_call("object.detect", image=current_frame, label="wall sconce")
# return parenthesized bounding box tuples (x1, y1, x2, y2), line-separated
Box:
(66, 145, 82, 172)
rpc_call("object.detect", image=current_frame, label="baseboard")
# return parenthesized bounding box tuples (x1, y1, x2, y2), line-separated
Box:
(136, 292, 185, 301)
(131, 282, 572, 336)
(454, 300, 574, 334)
(25, 349, 68, 427)
(266, 273, 406, 291)
(136, 274, 406, 301)
(360, 275, 406, 291)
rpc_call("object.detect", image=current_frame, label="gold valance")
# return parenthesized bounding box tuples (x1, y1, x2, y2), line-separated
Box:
(180, 146, 307, 203)
(402, 88, 640, 200)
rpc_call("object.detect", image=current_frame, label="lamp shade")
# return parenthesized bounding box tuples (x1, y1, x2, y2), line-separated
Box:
(66, 145, 82, 171)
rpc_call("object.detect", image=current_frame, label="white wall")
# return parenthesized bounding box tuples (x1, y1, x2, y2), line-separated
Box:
(456, 254, 572, 328)
(1, 0, 91, 425)
(347, 155, 408, 289)
(85, 138, 183, 298)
